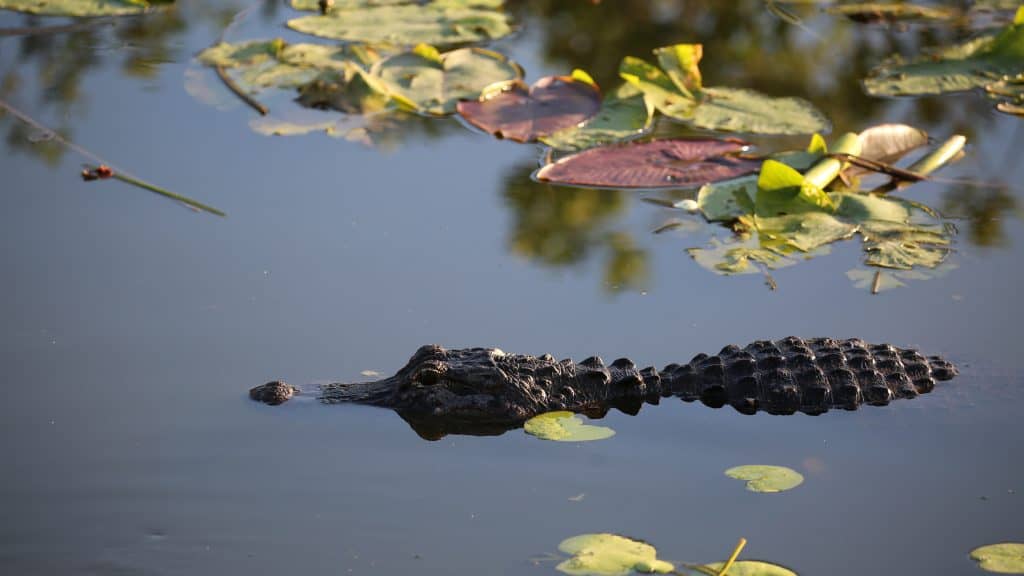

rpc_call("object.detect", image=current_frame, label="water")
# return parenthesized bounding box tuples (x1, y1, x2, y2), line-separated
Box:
(1, 1, 1023, 574)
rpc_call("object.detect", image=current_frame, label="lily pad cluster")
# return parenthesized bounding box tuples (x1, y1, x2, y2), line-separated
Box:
(678, 125, 962, 292)
(864, 6, 1024, 117)
(0, 0, 172, 17)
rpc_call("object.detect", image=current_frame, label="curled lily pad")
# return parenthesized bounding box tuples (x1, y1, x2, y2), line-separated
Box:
(970, 543, 1024, 573)
(457, 74, 602, 143)
(540, 84, 655, 151)
(0, 0, 167, 16)
(524, 411, 615, 442)
(287, 3, 512, 47)
(725, 465, 804, 493)
(535, 139, 759, 189)
(700, 560, 798, 576)
(854, 123, 929, 167)
(556, 534, 674, 575)
(372, 45, 522, 116)
(864, 8, 1024, 96)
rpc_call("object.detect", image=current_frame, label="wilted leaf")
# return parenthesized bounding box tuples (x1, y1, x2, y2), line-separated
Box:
(535, 139, 759, 189)
(524, 411, 615, 442)
(700, 560, 798, 576)
(619, 56, 700, 119)
(854, 123, 929, 168)
(864, 14, 1024, 96)
(296, 64, 395, 114)
(0, 0, 164, 16)
(557, 534, 674, 575)
(971, 543, 1024, 574)
(457, 75, 601, 142)
(725, 465, 804, 493)
(654, 43, 703, 96)
(287, 3, 512, 46)
(541, 84, 655, 151)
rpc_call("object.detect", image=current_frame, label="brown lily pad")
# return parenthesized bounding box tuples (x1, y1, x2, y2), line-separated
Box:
(535, 139, 760, 189)
(456, 75, 602, 143)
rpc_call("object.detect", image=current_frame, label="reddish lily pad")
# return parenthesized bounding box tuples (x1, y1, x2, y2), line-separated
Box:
(535, 139, 759, 189)
(456, 75, 602, 143)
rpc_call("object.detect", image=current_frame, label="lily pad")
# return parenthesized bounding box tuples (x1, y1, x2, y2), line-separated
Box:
(0, 0, 166, 17)
(291, 0, 504, 9)
(287, 3, 513, 47)
(524, 411, 615, 442)
(540, 84, 655, 151)
(700, 560, 798, 576)
(372, 45, 522, 116)
(864, 8, 1024, 96)
(535, 139, 759, 189)
(970, 543, 1024, 573)
(620, 44, 830, 135)
(556, 533, 674, 575)
(296, 64, 396, 114)
(457, 74, 602, 143)
(724, 465, 804, 493)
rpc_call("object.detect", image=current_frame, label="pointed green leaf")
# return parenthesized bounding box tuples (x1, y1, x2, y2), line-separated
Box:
(653, 43, 703, 97)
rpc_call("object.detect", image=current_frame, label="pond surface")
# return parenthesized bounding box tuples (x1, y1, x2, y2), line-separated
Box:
(2, 1, 1023, 575)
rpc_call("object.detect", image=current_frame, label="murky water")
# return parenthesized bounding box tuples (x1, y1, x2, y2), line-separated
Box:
(2, 1, 1023, 574)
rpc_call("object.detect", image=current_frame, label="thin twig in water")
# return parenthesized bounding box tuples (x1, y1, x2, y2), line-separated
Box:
(215, 65, 268, 116)
(0, 18, 115, 37)
(871, 270, 882, 295)
(0, 97, 225, 216)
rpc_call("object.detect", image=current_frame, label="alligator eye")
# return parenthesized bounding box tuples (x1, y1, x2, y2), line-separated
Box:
(415, 368, 442, 386)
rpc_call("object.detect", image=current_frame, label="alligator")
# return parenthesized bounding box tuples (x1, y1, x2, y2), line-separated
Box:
(250, 337, 958, 439)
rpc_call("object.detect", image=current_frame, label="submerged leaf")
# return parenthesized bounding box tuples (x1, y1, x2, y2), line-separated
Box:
(557, 534, 674, 575)
(540, 84, 655, 151)
(970, 543, 1024, 574)
(287, 3, 512, 46)
(457, 75, 601, 142)
(524, 411, 615, 442)
(725, 465, 804, 493)
(535, 139, 759, 189)
(372, 46, 522, 115)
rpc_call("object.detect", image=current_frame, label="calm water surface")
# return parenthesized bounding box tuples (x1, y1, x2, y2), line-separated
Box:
(1, 1, 1023, 574)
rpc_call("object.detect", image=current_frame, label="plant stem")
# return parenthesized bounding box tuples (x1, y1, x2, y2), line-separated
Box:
(717, 538, 747, 576)
(215, 66, 268, 116)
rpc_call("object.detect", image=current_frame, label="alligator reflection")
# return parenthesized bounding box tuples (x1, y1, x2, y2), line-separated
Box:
(252, 339, 959, 440)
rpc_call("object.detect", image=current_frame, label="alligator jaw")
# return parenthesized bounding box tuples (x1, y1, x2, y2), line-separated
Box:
(318, 378, 396, 406)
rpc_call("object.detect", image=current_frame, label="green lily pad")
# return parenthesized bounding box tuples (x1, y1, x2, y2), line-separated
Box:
(287, 3, 513, 47)
(524, 411, 615, 442)
(700, 560, 798, 576)
(970, 543, 1024, 574)
(690, 87, 830, 136)
(620, 44, 830, 135)
(864, 8, 1024, 96)
(556, 533, 674, 575)
(724, 465, 804, 493)
(290, 0, 505, 9)
(540, 84, 655, 151)
(371, 45, 522, 116)
(0, 0, 165, 17)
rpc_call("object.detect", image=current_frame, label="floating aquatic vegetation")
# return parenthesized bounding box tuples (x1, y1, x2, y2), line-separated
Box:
(680, 128, 963, 291)
(970, 543, 1024, 574)
(523, 411, 615, 442)
(287, 1, 513, 47)
(540, 84, 655, 152)
(825, 3, 960, 24)
(535, 138, 760, 189)
(556, 533, 674, 575)
(985, 75, 1024, 116)
(864, 7, 1024, 101)
(620, 43, 830, 135)
(0, 0, 171, 17)
(697, 560, 799, 576)
(724, 465, 804, 493)
(371, 44, 522, 116)
(457, 72, 602, 142)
